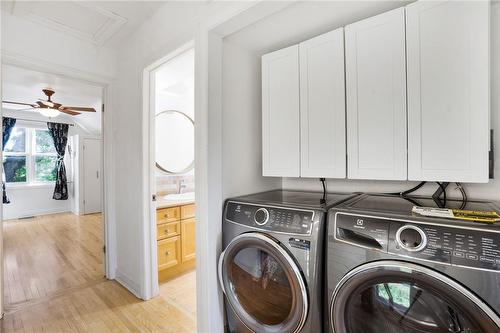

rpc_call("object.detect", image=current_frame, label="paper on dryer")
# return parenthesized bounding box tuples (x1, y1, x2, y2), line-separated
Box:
(412, 206, 500, 223)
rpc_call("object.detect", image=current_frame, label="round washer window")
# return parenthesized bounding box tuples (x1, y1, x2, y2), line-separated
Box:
(219, 233, 308, 333)
(330, 261, 500, 333)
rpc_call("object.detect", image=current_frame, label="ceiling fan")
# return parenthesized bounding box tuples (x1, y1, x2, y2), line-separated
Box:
(2, 88, 97, 117)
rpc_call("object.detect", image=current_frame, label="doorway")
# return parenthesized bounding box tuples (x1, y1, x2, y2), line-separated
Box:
(0, 64, 107, 313)
(143, 44, 197, 327)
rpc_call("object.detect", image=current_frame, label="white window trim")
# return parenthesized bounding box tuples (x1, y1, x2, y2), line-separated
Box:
(3, 126, 72, 188)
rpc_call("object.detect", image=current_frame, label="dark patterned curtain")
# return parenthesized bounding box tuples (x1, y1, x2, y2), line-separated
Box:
(2, 117, 17, 204)
(47, 122, 69, 200)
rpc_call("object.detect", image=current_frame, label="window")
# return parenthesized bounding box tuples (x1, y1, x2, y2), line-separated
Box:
(3, 127, 27, 183)
(3, 126, 71, 185)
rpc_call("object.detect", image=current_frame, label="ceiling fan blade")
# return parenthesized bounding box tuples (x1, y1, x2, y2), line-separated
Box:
(2, 100, 38, 107)
(38, 99, 55, 108)
(59, 109, 81, 116)
(60, 106, 96, 112)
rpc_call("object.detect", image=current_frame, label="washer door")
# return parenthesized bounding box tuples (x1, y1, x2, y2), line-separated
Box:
(218, 232, 308, 333)
(330, 261, 500, 333)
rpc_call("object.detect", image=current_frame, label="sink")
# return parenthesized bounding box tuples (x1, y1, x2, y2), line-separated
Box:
(161, 192, 195, 202)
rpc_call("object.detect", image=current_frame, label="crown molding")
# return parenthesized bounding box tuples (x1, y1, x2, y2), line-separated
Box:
(1, 50, 113, 86)
(11, 1, 127, 46)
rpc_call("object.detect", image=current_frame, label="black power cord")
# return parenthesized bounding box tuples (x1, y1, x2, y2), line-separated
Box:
(387, 181, 427, 196)
(456, 182, 467, 209)
(319, 178, 326, 205)
(434, 182, 447, 207)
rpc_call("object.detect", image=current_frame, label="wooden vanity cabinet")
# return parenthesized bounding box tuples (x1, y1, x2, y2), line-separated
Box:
(157, 203, 196, 282)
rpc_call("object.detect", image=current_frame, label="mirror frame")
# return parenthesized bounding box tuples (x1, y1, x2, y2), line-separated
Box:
(155, 109, 195, 174)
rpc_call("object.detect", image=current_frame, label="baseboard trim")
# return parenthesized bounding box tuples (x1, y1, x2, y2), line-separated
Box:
(115, 270, 142, 299)
(4, 209, 71, 221)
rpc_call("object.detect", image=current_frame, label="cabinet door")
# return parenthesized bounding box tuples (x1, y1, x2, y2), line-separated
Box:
(181, 218, 196, 262)
(158, 236, 181, 271)
(345, 8, 407, 180)
(180, 204, 195, 220)
(299, 28, 346, 178)
(406, 1, 490, 182)
(262, 45, 300, 177)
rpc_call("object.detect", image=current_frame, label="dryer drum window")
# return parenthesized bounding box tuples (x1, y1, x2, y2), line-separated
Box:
(219, 233, 308, 333)
(330, 261, 500, 333)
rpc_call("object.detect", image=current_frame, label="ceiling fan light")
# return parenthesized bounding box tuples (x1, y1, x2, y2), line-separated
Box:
(39, 108, 60, 118)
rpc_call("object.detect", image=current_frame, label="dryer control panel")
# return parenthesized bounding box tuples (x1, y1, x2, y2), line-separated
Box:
(335, 213, 500, 272)
(225, 201, 314, 235)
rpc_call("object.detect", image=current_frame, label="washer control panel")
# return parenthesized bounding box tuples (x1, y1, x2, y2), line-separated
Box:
(335, 213, 500, 272)
(389, 221, 500, 271)
(225, 202, 314, 235)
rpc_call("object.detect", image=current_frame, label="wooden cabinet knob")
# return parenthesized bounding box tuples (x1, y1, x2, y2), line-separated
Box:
(166, 251, 171, 256)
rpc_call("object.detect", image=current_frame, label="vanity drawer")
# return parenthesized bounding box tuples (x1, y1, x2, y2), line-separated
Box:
(157, 221, 180, 240)
(181, 204, 196, 220)
(158, 236, 181, 270)
(157, 207, 180, 224)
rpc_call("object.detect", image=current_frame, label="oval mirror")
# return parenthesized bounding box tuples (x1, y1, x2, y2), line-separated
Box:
(155, 110, 194, 174)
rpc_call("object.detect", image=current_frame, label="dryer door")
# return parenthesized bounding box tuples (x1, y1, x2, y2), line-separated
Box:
(218, 232, 308, 333)
(330, 260, 500, 333)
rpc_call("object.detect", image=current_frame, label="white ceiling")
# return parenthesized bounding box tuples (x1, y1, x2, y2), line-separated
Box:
(1, 1, 165, 47)
(2, 64, 103, 134)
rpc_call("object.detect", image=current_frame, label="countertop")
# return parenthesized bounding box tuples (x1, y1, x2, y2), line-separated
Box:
(156, 198, 195, 209)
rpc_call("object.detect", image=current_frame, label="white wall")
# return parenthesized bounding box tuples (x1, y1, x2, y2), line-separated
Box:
(283, 2, 500, 201)
(222, 40, 281, 198)
(3, 185, 72, 220)
(109, 0, 251, 297)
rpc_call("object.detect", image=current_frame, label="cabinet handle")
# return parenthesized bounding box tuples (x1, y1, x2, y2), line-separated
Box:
(165, 214, 169, 218)
(166, 251, 171, 256)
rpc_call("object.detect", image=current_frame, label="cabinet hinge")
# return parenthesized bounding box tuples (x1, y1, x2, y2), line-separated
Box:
(489, 129, 494, 179)
(103, 245, 106, 253)
(102, 104, 105, 113)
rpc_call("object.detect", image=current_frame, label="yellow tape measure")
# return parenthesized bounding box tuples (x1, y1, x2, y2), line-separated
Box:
(412, 206, 500, 223)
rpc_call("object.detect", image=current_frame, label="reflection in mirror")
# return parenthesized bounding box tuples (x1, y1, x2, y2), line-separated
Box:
(155, 110, 194, 174)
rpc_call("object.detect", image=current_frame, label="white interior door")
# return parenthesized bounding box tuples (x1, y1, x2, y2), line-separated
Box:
(83, 138, 102, 214)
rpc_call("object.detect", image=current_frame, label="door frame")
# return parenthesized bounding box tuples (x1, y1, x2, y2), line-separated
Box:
(139, 2, 298, 330)
(141, 41, 195, 299)
(0, 56, 114, 317)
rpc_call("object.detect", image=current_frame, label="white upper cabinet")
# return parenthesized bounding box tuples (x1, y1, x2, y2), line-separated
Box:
(345, 8, 407, 180)
(262, 45, 300, 177)
(406, 1, 490, 183)
(299, 28, 346, 178)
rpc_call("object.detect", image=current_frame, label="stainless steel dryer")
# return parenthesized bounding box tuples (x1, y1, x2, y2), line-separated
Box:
(219, 190, 357, 333)
(327, 193, 500, 333)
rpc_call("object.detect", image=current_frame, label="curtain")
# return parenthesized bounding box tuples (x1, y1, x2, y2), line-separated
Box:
(2, 117, 17, 204)
(47, 122, 69, 200)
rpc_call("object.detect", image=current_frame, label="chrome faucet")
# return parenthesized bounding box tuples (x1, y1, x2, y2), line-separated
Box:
(178, 179, 187, 194)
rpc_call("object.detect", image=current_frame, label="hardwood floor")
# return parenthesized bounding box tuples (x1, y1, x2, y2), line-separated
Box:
(3, 213, 104, 306)
(1, 213, 197, 333)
